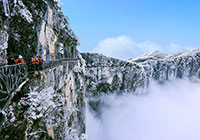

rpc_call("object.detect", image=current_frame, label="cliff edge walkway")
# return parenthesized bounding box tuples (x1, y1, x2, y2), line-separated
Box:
(0, 58, 79, 129)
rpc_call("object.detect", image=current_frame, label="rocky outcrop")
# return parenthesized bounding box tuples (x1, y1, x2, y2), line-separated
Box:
(0, 31, 8, 64)
(82, 53, 147, 97)
(0, 0, 78, 64)
(0, 1, 86, 139)
(83, 49, 200, 96)
(129, 49, 200, 81)
(81, 49, 200, 114)
(0, 56, 87, 140)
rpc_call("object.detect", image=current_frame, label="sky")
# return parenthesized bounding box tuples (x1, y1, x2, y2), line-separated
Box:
(61, 0, 200, 59)
(86, 79, 200, 140)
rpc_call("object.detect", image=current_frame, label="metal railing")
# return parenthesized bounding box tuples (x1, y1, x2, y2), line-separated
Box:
(0, 63, 28, 109)
(0, 58, 78, 128)
(28, 58, 79, 71)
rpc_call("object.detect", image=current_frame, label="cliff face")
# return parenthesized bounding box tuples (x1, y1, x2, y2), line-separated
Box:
(81, 49, 200, 114)
(0, 0, 87, 139)
(0, 0, 78, 64)
(1, 58, 86, 139)
(82, 49, 200, 96)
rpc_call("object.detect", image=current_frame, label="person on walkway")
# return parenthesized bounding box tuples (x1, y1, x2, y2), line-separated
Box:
(39, 57, 44, 63)
(15, 55, 24, 67)
(7, 57, 15, 65)
(31, 56, 40, 70)
(38, 57, 44, 69)
(7, 56, 16, 75)
(15, 55, 24, 64)
(31, 56, 39, 65)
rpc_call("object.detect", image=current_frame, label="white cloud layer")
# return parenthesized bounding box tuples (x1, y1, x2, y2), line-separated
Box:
(86, 79, 200, 140)
(92, 36, 194, 60)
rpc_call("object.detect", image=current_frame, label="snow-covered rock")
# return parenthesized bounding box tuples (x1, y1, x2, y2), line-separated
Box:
(0, 31, 8, 64)
(0, 1, 84, 139)
(81, 49, 200, 114)
(0, 0, 78, 64)
(128, 50, 167, 63)
(1, 59, 86, 140)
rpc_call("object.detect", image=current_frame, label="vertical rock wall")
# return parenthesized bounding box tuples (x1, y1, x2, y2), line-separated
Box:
(81, 50, 200, 115)
(0, 0, 78, 64)
(0, 1, 9, 64)
(0, 31, 8, 64)
(0, 57, 87, 139)
(0, 0, 87, 139)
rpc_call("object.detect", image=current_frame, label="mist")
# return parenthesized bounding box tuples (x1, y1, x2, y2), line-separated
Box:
(86, 79, 200, 140)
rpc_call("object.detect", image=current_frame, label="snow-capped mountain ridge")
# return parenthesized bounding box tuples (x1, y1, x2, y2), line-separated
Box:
(82, 49, 200, 114)
(128, 49, 200, 64)
(128, 50, 167, 63)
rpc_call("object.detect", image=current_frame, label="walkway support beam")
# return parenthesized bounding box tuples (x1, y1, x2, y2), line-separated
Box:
(0, 63, 28, 109)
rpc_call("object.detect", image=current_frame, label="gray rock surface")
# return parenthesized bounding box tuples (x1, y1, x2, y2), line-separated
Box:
(81, 49, 200, 114)
(0, 1, 86, 140)
(0, 31, 8, 64)
(0, 0, 78, 64)
(1, 57, 87, 140)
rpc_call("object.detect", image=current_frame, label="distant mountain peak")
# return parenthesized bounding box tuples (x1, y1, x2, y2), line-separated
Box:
(127, 50, 167, 63)
(140, 50, 167, 58)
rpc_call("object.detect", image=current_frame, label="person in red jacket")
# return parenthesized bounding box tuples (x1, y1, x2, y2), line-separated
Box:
(31, 56, 39, 65)
(15, 55, 24, 66)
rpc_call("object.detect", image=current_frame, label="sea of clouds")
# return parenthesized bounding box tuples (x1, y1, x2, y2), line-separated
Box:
(86, 79, 200, 140)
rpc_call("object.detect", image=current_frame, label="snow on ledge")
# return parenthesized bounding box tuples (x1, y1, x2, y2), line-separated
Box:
(17, 0, 33, 23)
